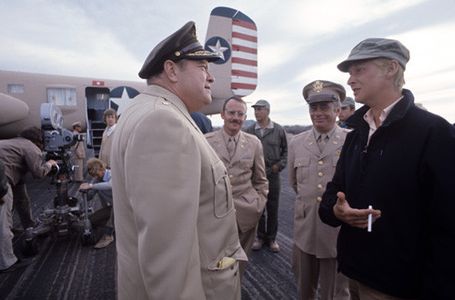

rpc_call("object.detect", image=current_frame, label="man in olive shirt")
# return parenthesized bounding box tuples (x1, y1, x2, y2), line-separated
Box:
(245, 100, 288, 252)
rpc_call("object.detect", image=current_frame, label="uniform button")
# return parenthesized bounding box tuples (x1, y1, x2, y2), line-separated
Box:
(318, 172, 323, 177)
(317, 196, 322, 202)
(318, 160, 323, 165)
(229, 175, 233, 178)
(317, 184, 323, 189)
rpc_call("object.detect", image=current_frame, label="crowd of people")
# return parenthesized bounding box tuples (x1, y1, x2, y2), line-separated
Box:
(1, 20, 454, 300)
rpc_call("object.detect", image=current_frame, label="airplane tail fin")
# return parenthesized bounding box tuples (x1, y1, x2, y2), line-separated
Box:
(202, 7, 257, 114)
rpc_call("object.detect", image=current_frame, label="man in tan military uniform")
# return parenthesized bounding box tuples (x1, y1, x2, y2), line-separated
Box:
(110, 21, 246, 300)
(288, 80, 350, 300)
(206, 97, 268, 276)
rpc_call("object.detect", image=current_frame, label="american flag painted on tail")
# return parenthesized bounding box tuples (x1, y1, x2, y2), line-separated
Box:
(230, 17, 257, 96)
(204, 7, 258, 101)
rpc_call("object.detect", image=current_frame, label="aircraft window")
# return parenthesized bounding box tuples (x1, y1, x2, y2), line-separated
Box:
(7, 84, 24, 94)
(47, 87, 77, 106)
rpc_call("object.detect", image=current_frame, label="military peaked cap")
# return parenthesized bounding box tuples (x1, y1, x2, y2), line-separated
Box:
(302, 80, 346, 104)
(138, 21, 221, 79)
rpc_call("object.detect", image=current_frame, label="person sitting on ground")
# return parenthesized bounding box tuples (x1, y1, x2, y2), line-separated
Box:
(79, 158, 114, 249)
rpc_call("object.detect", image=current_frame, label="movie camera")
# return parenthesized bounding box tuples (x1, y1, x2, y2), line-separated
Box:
(23, 104, 95, 254)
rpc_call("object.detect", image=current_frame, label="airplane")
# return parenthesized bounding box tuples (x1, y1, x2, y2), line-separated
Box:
(0, 6, 257, 154)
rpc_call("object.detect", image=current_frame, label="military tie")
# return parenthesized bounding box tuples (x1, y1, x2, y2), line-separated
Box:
(317, 134, 328, 152)
(227, 137, 236, 159)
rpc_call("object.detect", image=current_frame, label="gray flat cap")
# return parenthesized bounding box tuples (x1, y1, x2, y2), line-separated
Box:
(341, 96, 355, 108)
(252, 99, 270, 109)
(302, 80, 345, 104)
(337, 38, 410, 72)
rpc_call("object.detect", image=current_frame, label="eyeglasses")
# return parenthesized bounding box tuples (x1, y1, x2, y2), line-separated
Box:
(225, 110, 246, 117)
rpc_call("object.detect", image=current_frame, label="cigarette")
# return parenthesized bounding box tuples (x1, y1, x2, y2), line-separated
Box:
(367, 205, 372, 232)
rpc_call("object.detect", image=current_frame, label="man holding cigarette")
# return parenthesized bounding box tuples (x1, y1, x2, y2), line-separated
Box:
(319, 38, 455, 299)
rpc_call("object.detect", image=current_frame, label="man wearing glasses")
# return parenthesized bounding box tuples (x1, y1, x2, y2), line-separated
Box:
(206, 97, 268, 276)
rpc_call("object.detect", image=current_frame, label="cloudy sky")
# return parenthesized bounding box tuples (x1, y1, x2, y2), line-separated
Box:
(1, 0, 454, 126)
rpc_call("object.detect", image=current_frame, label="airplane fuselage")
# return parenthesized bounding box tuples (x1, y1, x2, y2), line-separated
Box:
(0, 70, 145, 139)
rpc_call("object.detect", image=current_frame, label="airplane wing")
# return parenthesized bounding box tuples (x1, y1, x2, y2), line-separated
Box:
(201, 6, 258, 114)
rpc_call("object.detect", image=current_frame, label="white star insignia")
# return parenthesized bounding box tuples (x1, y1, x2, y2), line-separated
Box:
(208, 39, 228, 61)
(110, 88, 132, 115)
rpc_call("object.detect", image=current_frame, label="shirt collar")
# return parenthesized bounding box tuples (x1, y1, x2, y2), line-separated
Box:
(103, 169, 111, 182)
(222, 129, 240, 143)
(254, 119, 274, 130)
(363, 96, 403, 129)
(312, 126, 336, 140)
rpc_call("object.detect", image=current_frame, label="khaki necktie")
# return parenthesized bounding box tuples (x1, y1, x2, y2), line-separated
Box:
(227, 137, 236, 159)
(317, 134, 328, 152)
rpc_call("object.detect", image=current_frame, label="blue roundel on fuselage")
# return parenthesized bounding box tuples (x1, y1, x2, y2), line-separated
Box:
(205, 36, 231, 65)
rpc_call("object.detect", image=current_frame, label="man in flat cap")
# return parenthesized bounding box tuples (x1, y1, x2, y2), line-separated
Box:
(337, 97, 355, 129)
(288, 80, 349, 300)
(71, 121, 85, 182)
(110, 21, 246, 300)
(319, 38, 455, 299)
(245, 99, 288, 253)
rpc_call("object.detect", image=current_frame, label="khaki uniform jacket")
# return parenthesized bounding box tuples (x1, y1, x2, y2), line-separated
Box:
(288, 126, 348, 258)
(0, 137, 51, 186)
(205, 130, 268, 233)
(99, 125, 115, 168)
(111, 85, 246, 300)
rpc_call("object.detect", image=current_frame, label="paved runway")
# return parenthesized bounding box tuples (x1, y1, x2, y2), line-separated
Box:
(0, 168, 299, 299)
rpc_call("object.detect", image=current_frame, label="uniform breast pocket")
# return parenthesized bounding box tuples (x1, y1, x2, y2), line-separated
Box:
(294, 156, 310, 183)
(212, 160, 234, 218)
(239, 158, 253, 170)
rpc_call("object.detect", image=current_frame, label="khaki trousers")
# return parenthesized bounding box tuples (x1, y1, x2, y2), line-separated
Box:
(292, 245, 350, 300)
(0, 183, 18, 270)
(238, 225, 256, 277)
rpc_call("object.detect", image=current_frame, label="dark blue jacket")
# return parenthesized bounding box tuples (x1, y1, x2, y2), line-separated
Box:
(319, 89, 455, 299)
(0, 161, 7, 199)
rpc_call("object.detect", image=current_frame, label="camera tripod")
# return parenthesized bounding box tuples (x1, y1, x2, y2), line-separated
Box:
(23, 169, 96, 255)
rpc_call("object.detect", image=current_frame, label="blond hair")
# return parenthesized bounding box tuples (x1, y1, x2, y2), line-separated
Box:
(373, 58, 405, 89)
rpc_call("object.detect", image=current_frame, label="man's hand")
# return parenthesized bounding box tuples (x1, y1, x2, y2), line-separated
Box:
(46, 159, 58, 167)
(271, 163, 280, 173)
(333, 192, 381, 229)
(79, 183, 92, 191)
